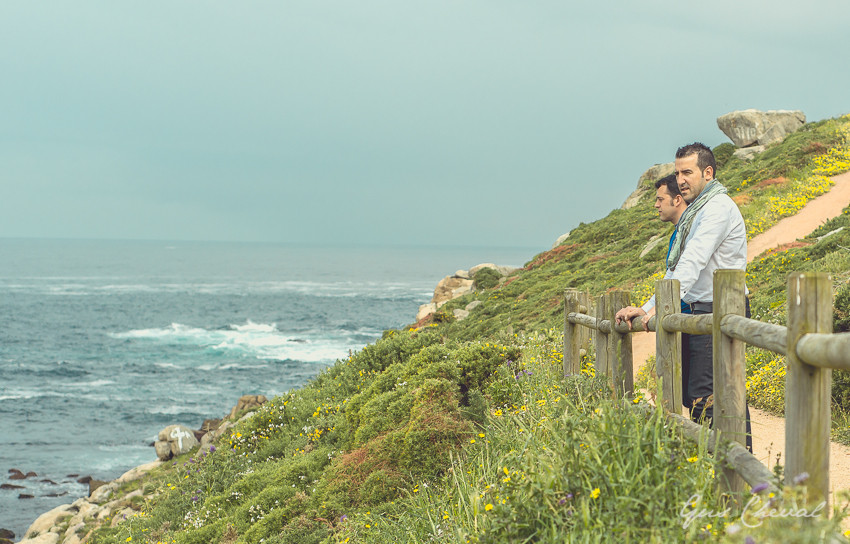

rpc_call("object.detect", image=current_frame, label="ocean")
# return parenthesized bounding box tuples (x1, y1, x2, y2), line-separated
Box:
(0, 239, 534, 538)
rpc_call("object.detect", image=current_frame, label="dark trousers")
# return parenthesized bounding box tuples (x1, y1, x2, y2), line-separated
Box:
(681, 300, 753, 452)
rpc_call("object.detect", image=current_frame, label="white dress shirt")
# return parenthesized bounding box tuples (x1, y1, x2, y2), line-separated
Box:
(641, 192, 747, 313)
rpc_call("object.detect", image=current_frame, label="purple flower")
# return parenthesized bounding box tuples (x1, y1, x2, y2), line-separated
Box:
(192, 495, 199, 502)
(209, 446, 216, 452)
(751, 482, 770, 494)
(566, 493, 573, 500)
(558, 498, 566, 505)
(745, 537, 756, 544)
(340, 514, 348, 522)
(793, 472, 810, 485)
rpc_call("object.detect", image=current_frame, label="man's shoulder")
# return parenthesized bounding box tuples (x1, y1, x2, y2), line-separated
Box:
(700, 191, 741, 215)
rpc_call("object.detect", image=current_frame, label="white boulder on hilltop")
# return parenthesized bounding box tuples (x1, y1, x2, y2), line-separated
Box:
(717, 109, 805, 147)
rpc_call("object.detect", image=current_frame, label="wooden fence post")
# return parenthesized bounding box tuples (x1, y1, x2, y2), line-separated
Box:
(786, 272, 832, 507)
(609, 290, 634, 398)
(578, 290, 592, 367)
(564, 289, 581, 376)
(656, 279, 682, 413)
(713, 269, 747, 496)
(595, 293, 611, 378)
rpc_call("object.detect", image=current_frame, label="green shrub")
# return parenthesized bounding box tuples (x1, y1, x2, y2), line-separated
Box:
(713, 142, 736, 172)
(473, 267, 502, 290)
(835, 280, 850, 332)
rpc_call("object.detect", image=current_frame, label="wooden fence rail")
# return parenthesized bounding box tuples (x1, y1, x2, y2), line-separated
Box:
(563, 270, 850, 506)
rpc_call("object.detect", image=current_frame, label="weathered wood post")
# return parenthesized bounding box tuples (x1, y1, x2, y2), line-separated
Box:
(786, 272, 832, 507)
(608, 290, 634, 397)
(595, 293, 612, 379)
(656, 279, 682, 413)
(564, 289, 581, 376)
(713, 269, 747, 496)
(577, 291, 592, 367)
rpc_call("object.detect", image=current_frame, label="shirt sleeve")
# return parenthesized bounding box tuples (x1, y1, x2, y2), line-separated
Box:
(670, 199, 732, 300)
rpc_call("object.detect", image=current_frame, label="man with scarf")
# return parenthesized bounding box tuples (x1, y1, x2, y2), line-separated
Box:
(615, 142, 752, 450)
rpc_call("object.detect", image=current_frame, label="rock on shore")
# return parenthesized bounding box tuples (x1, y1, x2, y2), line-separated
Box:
(416, 263, 519, 322)
(14, 395, 267, 544)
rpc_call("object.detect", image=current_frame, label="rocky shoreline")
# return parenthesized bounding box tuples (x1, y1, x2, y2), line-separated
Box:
(2, 395, 267, 544)
(3, 259, 529, 544)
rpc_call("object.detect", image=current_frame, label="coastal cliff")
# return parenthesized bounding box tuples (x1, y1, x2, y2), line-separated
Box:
(11, 111, 850, 543)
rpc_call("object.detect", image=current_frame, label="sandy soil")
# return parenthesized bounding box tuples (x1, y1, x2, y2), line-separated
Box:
(628, 170, 850, 498)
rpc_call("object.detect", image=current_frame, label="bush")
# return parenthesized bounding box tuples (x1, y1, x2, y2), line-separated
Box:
(835, 280, 850, 333)
(473, 267, 502, 290)
(713, 142, 736, 172)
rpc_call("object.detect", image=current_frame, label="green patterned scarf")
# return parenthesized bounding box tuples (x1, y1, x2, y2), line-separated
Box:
(667, 179, 728, 271)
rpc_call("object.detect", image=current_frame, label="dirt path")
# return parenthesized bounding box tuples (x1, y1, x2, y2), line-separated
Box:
(629, 170, 850, 498)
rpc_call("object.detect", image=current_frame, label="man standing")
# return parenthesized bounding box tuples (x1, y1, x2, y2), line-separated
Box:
(615, 143, 751, 449)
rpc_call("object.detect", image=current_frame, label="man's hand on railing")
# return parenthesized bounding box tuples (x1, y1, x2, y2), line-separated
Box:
(614, 305, 649, 332)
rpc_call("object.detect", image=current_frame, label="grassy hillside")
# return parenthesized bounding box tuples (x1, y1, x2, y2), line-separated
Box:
(78, 114, 850, 544)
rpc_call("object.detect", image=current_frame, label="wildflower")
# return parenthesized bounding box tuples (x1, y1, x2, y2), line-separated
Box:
(485, 503, 494, 511)
(590, 488, 600, 499)
(793, 472, 810, 485)
(751, 482, 770, 494)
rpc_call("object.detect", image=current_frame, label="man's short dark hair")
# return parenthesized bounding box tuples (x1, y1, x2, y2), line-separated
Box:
(654, 174, 681, 198)
(676, 142, 716, 177)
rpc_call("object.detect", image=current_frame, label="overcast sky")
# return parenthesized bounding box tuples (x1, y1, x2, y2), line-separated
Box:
(2, 1, 848, 249)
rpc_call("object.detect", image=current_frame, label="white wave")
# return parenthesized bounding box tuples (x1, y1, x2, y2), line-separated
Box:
(109, 320, 378, 363)
(144, 405, 201, 415)
(231, 320, 277, 333)
(63, 379, 115, 388)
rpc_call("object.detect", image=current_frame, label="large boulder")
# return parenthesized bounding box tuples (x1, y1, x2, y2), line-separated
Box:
(468, 263, 519, 277)
(17, 534, 59, 544)
(551, 232, 571, 249)
(621, 163, 674, 210)
(733, 145, 766, 161)
(227, 394, 268, 420)
(717, 109, 805, 147)
(23, 503, 73, 539)
(431, 276, 474, 307)
(115, 460, 162, 484)
(154, 424, 199, 460)
(416, 303, 437, 322)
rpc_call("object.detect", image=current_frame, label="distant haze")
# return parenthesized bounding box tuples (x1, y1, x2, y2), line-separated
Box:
(2, 1, 848, 248)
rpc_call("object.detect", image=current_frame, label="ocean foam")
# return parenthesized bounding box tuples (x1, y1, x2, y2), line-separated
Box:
(109, 320, 377, 363)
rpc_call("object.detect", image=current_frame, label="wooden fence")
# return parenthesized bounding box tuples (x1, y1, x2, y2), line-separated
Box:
(563, 270, 850, 505)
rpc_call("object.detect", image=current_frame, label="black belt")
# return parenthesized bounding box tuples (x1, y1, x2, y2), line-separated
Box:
(688, 301, 713, 313)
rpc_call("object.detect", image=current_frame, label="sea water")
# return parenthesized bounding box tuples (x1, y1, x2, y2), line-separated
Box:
(0, 239, 534, 537)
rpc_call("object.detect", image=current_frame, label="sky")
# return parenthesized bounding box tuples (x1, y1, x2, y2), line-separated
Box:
(2, 1, 849, 249)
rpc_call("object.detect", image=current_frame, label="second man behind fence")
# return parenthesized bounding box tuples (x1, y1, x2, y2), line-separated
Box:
(615, 142, 752, 450)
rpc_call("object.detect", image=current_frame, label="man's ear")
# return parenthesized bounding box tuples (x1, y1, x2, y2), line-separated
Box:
(703, 165, 715, 180)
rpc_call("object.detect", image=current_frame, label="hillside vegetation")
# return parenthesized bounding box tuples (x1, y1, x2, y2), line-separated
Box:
(78, 114, 850, 543)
